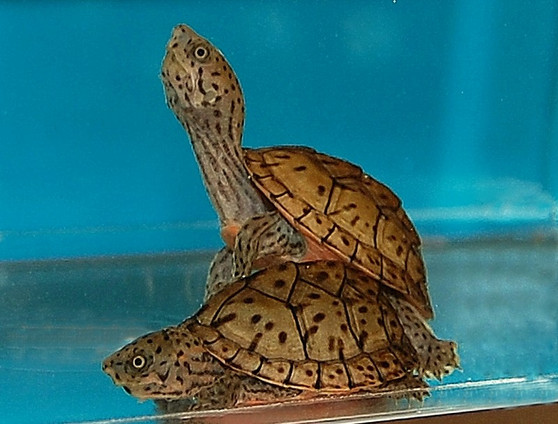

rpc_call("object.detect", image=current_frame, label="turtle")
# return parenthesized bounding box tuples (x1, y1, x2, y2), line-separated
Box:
(102, 261, 458, 410)
(160, 24, 433, 320)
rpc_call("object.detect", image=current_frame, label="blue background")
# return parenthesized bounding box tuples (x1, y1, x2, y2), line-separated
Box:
(1, 0, 557, 260)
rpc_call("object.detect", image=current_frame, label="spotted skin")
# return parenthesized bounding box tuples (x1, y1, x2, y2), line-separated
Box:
(104, 261, 457, 409)
(161, 24, 433, 320)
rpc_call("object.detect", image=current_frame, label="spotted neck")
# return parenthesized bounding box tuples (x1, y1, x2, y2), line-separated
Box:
(181, 112, 267, 226)
(162, 24, 267, 227)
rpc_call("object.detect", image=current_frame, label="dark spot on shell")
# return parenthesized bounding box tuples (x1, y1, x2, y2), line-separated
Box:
(340, 324, 348, 332)
(317, 185, 326, 195)
(278, 263, 288, 271)
(251, 314, 262, 324)
(155, 346, 162, 354)
(278, 331, 287, 343)
(278, 367, 285, 374)
(316, 271, 329, 282)
(358, 306, 368, 314)
(243, 297, 254, 304)
(274, 279, 286, 288)
(306, 370, 313, 377)
(264, 322, 274, 331)
(309, 325, 319, 334)
(294, 165, 307, 172)
(313, 312, 326, 323)
(336, 368, 343, 374)
(308, 293, 321, 299)
(379, 361, 390, 368)
(214, 313, 237, 327)
(341, 236, 350, 246)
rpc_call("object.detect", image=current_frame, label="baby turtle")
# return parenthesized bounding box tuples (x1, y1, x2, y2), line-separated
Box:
(161, 24, 432, 319)
(103, 261, 458, 409)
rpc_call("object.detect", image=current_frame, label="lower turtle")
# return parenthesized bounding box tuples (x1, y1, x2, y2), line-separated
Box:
(103, 261, 458, 409)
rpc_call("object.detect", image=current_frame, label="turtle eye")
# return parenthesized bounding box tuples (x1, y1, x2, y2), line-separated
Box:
(193, 45, 209, 61)
(131, 355, 146, 370)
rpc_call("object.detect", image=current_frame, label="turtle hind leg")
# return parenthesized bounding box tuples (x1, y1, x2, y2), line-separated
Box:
(233, 211, 306, 278)
(387, 293, 460, 380)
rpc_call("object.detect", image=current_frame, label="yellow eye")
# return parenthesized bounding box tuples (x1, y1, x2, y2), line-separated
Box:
(132, 355, 146, 369)
(194, 45, 209, 60)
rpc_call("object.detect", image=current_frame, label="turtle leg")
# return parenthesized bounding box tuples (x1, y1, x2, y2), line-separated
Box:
(205, 246, 235, 301)
(235, 374, 301, 406)
(155, 371, 243, 419)
(387, 293, 460, 380)
(233, 211, 306, 278)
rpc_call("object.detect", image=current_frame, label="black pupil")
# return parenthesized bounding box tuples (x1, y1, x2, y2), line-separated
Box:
(134, 357, 143, 367)
(196, 48, 206, 57)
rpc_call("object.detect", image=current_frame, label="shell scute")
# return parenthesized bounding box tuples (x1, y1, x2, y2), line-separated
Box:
(346, 354, 383, 388)
(296, 261, 345, 296)
(228, 347, 262, 373)
(371, 348, 407, 382)
(257, 359, 292, 384)
(343, 284, 390, 352)
(212, 287, 305, 360)
(320, 361, 351, 391)
(298, 209, 335, 239)
(288, 360, 319, 388)
(246, 261, 298, 302)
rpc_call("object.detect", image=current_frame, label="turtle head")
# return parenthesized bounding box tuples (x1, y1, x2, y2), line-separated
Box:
(161, 24, 245, 143)
(102, 325, 223, 401)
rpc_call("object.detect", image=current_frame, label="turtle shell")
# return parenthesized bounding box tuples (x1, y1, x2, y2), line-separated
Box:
(242, 146, 433, 319)
(187, 260, 419, 393)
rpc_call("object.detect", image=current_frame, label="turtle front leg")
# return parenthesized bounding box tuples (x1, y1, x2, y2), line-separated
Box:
(205, 246, 235, 301)
(387, 293, 460, 380)
(232, 211, 306, 278)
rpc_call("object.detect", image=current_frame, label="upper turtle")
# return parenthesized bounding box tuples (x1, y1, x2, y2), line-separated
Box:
(161, 24, 433, 319)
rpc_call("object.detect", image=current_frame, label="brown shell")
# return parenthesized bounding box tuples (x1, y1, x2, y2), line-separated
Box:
(188, 261, 418, 393)
(243, 146, 433, 319)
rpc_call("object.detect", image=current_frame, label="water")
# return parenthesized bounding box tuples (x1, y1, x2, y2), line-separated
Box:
(1, 239, 556, 423)
(0, 1, 557, 422)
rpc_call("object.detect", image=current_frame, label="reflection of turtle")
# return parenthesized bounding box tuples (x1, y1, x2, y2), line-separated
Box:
(103, 261, 458, 409)
(161, 24, 432, 319)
